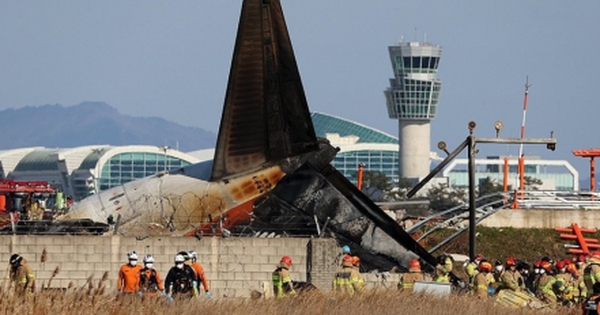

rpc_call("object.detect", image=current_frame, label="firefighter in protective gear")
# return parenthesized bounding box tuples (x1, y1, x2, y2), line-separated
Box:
(165, 254, 197, 300)
(117, 251, 142, 295)
(138, 254, 165, 298)
(434, 255, 453, 283)
(578, 255, 589, 276)
(188, 251, 211, 298)
(333, 254, 364, 295)
(536, 261, 561, 308)
(567, 262, 588, 302)
(501, 257, 525, 292)
(273, 255, 296, 298)
(465, 253, 484, 286)
(9, 254, 35, 298)
(399, 259, 424, 291)
(473, 260, 492, 299)
(350, 256, 365, 291)
(555, 260, 576, 305)
(585, 252, 600, 295)
(582, 282, 600, 315)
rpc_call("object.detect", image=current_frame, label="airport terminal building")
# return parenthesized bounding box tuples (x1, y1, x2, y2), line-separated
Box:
(0, 145, 205, 201)
(0, 112, 578, 201)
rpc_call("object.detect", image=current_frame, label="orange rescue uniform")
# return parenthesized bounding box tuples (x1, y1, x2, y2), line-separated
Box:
(117, 264, 142, 293)
(191, 262, 210, 292)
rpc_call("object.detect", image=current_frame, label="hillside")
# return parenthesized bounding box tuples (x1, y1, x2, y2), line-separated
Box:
(0, 102, 216, 152)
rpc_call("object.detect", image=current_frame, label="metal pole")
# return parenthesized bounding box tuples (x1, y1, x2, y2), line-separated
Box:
(468, 136, 476, 261)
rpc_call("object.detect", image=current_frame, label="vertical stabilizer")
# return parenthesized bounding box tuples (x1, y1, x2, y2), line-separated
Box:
(211, 0, 318, 181)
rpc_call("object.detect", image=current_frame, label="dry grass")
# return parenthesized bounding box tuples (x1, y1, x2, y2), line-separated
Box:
(0, 288, 581, 315)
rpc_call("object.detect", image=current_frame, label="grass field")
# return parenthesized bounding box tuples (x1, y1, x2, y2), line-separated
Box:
(0, 288, 582, 315)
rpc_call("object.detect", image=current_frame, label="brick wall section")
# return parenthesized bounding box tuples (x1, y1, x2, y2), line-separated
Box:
(0, 236, 404, 297)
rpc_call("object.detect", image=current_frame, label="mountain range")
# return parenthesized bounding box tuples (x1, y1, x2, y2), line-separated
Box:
(0, 102, 216, 152)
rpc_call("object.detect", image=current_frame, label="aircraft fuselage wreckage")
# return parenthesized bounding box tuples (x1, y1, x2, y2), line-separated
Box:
(58, 0, 444, 274)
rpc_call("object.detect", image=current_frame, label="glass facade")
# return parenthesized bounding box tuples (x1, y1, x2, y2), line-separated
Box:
(97, 152, 192, 191)
(311, 112, 400, 184)
(385, 42, 442, 121)
(334, 150, 399, 184)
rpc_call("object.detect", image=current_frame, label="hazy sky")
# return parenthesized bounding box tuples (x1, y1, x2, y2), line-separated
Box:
(1, 1, 599, 184)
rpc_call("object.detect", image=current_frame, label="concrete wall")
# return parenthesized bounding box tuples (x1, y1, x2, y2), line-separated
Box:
(0, 236, 401, 297)
(0, 236, 312, 298)
(480, 209, 600, 229)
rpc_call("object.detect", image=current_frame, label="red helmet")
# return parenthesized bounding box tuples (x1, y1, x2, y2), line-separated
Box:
(342, 254, 353, 263)
(562, 258, 571, 265)
(555, 261, 565, 270)
(409, 259, 421, 270)
(579, 255, 587, 263)
(506, 257, 516, 267)
(479, 261, 493, 272)
(351, 256, 361, 266)
(280, 255, 293, 266)
(474, 253, 484, 261)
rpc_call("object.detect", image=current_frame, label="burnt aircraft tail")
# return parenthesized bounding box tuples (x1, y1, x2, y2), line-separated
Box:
(210, 0, 319, 181)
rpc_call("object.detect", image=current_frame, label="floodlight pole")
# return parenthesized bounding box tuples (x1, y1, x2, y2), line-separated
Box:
(466, 135, 557, 260)
(405, 120, 557, 262)
(468, 136, 477, 260)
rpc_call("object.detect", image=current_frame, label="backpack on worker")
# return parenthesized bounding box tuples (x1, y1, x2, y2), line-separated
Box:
(140, 269, 159, 293)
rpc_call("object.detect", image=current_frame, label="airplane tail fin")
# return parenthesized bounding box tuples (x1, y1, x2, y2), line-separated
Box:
(210, 0, 318, 181)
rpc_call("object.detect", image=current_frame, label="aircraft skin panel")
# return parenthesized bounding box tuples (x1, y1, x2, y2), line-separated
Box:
(210, 0, 318, 182)
(62, 166, 286, 236)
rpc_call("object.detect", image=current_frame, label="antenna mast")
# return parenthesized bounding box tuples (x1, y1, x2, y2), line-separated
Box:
(517, 76, 531, 191)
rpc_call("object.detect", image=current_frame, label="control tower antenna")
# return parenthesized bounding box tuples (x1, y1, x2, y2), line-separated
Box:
(517, 76, 532, 191)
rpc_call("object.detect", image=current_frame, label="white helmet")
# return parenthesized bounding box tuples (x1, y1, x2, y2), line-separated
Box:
(127, 251, 138, 260)
(189, 251, 198, 261)
(174, 254, 185, 263)
(143, 254, 155, 264)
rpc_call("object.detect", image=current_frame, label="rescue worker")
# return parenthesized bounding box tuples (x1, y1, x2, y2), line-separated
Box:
(555, 260, 575, 305)
(490, 260, 505, 293)
(501, 257, 525, 292)
(188, 251, 211, 298)
(473, 260, 493, 299)
(530, 260, 543, 294)
(117, 251, 142, 296)
(165, 254, 197, 300)
(336, 245, 351, 267)
(566, 261, 588, 304)
(398, 259, 424, 291)
(567, 264, 591, 303)
(333, 254, 363, 295)
(272, 255, 296, 298)
(434, 254, 453, 283)
(9, 254, 35, 298)
(537, 260, 561, 308)
(578, 254, 589, 276)
(464, 253, 484, 286)
(582, 282, 600, 315)
(585, 251, 600, 294)
(516, 260, 532, 291)
(350, 256, 365, 292)
(138, 254, 165, 298)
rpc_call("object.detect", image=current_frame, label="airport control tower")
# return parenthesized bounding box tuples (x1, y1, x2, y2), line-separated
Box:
(384, 41, 442, 182)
